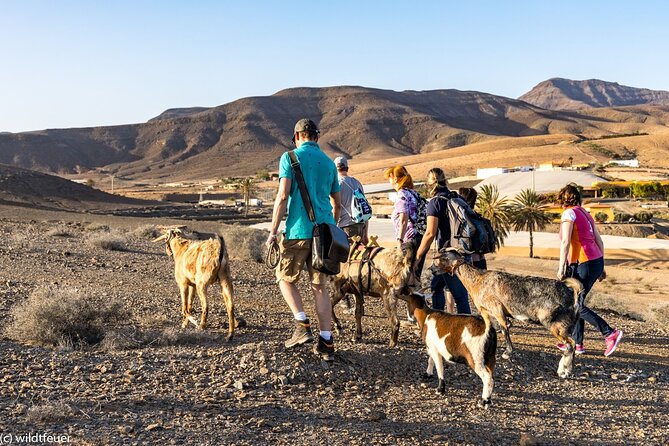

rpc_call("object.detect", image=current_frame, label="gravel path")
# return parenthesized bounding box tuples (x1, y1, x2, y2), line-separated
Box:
(0, 212, 667, 445)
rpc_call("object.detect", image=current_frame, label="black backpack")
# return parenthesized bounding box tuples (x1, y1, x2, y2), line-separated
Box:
(437, 193, 496, 255)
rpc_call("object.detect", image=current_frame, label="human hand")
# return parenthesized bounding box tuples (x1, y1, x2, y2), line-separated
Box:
(265, 233, 278, 248)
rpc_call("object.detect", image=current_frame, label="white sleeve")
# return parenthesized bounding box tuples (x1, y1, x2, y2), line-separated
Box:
(561, 208, 576, 222)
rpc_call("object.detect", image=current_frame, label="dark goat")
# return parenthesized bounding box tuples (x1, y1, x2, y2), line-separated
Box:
(432, 249, 582, 378)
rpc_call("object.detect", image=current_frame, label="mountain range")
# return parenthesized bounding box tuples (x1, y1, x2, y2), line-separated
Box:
(1, 78, 668, 181)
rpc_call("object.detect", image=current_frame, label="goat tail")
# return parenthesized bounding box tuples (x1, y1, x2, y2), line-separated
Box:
(562, 277, 584, 308)
(216, 235, 226, 268)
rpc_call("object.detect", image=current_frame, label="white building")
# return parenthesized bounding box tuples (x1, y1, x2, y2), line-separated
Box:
(607, 159, 639, 168)
(477, 167, 509, 179)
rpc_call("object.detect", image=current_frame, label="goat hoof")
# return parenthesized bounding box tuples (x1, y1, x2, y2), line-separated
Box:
(354, 336, 363, 343)
(226, 334, 234, 342)
(235, 317, 247, 328)
(420, 372, 433, 382)
(477, 398, 491, 409)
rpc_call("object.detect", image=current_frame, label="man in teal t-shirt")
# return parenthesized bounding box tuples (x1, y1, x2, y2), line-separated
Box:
(265, 118, 341, 362)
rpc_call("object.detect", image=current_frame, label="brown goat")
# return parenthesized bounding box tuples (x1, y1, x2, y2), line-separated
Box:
(408, 293, 496, 408)
(432, 248, 582, 378)
(330, 242, 416, 347)
(153, 227, 237, 341)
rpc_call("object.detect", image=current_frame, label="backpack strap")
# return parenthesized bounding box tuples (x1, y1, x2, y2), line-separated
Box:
(288, 150, 316, 224)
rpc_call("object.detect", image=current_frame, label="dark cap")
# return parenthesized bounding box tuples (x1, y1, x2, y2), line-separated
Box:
(293, 118, 319, 134)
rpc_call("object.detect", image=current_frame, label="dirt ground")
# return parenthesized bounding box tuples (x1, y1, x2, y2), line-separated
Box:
(0, 205, 667, 446)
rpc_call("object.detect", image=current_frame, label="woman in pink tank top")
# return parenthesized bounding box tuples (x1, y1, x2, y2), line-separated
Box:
(556, 184, 622, 357)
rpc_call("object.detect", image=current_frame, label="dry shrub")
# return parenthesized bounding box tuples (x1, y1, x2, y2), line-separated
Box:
(87, 233, 126, 251)
(5, 287, 124, 348)
(83, 222, 110, 232)
(26, 401, 74, 423)
(588, 293, 645, 321)
(46, 227, 72, 237)
(219, 224, 267, 262)
(648, 303, 669, 326)
(132, 224, 159, 239)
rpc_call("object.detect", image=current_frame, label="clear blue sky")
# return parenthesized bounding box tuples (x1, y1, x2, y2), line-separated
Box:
(2, 0, 668, 132)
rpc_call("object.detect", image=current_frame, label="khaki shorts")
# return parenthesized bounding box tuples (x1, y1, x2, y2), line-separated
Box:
(275, 237, 326, 285)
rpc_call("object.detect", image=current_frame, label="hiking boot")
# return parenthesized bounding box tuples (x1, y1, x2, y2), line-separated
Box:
(284, 319, 314, 348)
(313, 335, 335, 362)
(604, 329, 623, 357)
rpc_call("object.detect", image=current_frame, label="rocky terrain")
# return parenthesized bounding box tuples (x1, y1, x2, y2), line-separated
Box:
(0, 206, 667, 445)
(519, 78, 669, 110)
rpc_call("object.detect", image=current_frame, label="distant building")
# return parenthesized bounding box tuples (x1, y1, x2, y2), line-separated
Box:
(476, 167, 510, 179)
(607, 159, 639, 168)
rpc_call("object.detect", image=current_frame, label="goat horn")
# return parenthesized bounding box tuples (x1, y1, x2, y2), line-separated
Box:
(152, 234, 168, 243)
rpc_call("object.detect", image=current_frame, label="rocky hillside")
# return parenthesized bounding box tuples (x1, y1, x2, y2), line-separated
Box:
(0, 164, 149, 210)
(519, 78, 669, 110)
(0, 86, 607, 180)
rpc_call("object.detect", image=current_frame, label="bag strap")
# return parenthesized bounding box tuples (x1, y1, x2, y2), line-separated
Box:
(288, 150, 316, 224)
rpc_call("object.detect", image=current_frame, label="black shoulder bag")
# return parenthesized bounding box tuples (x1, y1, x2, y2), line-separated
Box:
(288, 151, 349, 275)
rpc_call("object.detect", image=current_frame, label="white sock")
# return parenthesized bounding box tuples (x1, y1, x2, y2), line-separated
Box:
(294, 312, 307, 322)
(320, 330, 332, 340)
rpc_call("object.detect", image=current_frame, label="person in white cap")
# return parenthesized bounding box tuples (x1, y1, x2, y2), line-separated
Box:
(333, 156, 368, 244)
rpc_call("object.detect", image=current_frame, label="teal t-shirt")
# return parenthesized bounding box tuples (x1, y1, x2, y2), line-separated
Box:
(279, 141, 339, 239)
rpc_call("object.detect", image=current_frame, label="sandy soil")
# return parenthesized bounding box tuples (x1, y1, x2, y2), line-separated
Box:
(0, 205, 667, 445)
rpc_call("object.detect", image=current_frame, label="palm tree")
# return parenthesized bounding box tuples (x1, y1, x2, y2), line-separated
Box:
(237, 178, 257, 217)
(476, 184, 512, 249)
(509, 188, 552, 258)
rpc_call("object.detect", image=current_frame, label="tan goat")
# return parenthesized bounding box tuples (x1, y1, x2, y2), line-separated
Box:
(330, 242, 416, 347)
(153, 227, 237, 341)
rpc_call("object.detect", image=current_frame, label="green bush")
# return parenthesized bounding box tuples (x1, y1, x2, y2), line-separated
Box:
(614, 212, 633, 223)
(594, 212, 608, 223)
(634, 212, 653, 223)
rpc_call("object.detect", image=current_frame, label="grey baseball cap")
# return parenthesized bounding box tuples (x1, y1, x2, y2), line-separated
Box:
(334, 156, 348, 168)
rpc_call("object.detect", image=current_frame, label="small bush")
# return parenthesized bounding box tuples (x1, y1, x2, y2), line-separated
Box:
(613, 212, 633, 223)
(634, 212, 653, 223)
(83, 222, 110, 232)
(594, 212, 608, 223)
(132, 224, 159, 239)
(26, 401, 74, 423)
(87, 233, 125, 251)
(5, 287, 124, 347)
(46, 227, 72, 237)
(219, 224, 268, 262)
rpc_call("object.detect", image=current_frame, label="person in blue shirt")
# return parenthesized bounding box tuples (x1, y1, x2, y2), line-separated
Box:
(265, 119, 341, 362)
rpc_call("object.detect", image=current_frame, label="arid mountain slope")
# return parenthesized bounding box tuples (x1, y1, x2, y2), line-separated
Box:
(0, 164, 149, 210)
(0, 86, 609, 181)
(2, 85, 669, 182)
(520, 78, 669, 110)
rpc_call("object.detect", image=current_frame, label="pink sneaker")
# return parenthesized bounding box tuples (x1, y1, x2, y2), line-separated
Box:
(604, 329, 623, 357)
(556, 343, 584, 354)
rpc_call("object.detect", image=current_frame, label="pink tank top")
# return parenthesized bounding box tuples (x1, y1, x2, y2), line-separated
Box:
(560, 206, 603, 264)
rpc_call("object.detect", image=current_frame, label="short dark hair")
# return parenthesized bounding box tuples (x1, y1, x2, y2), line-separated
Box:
(557, 183, 582, 207)
(458, 187, 478, 208)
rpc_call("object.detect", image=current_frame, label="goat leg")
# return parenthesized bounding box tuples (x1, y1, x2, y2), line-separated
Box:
(220, 272, 236, 341)
(383, 292, 400, 348)
(354, 294, 364, 343)
(552, 324, 575, 378)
